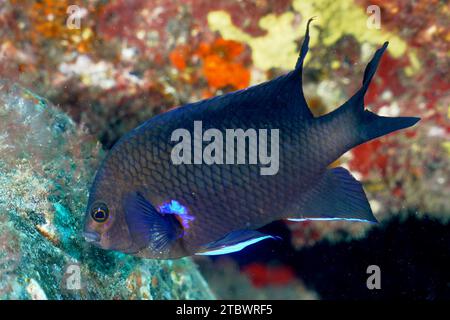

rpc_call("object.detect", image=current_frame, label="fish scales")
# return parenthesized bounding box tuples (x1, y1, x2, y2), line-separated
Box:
(83, 19, 419, 259)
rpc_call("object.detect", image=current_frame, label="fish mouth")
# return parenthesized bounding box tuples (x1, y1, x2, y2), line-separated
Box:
(83, 231, 101, 244)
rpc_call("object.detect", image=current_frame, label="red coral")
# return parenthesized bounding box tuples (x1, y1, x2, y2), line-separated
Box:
(365, 53, 408, 106)
(195, 38, 251, 90)
(97, 0, 181, 52)
(168, 37, 251, 95)
(349, 140, 388, 177)
(356, 0, 450, 53)
(242, 263, 296, 288)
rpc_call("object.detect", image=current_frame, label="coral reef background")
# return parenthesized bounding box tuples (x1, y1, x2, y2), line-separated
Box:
(0, 0, 449, 299)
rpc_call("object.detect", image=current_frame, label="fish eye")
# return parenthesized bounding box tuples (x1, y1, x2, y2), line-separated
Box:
(90, 203, 109, 223)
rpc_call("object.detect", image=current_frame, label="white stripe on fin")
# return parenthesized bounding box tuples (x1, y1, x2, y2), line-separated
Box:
(195, 235, 273, 256)
(287, 217, 375, 223)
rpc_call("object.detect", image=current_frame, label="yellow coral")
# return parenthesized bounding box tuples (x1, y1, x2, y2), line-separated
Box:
(208, 0, 414, 72)
(292, 0, 406, 56)
(208, 11, 300, 71)
(443, 141, 450, 157)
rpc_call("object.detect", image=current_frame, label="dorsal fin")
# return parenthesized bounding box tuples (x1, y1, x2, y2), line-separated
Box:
(295, 17, 315, 70)
(284, 17, 316, 119)
(169, 18, 317, 120)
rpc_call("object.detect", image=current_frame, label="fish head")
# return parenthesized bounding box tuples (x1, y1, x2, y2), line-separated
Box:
(83, 170, 139, 254)
(83, 146, 191, 259)
(83, 184, 190, 258)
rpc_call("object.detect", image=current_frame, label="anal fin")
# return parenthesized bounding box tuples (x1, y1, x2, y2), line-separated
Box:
(290, 167, 377, 223)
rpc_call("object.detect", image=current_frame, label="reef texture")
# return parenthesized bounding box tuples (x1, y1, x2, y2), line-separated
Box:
(0, 81, 213, 299)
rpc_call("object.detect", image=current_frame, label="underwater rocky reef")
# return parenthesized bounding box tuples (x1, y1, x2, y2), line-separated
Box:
(0, 81, 213, 299)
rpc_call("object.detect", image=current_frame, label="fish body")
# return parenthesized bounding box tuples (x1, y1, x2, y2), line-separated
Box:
(84, 20, 419, 259)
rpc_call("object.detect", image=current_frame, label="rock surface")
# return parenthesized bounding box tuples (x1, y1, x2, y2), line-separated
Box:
(0, 81, 213, 299)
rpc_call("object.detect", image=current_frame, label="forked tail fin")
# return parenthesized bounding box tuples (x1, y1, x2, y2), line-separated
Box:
(359, 110, 420, 142)
(338, 42, 420, 146)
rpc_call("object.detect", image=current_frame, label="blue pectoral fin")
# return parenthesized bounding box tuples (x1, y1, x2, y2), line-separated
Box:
(195, 230, 279, 256)
(124, 192, 181, 251)
(291, 167, 377, 223)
